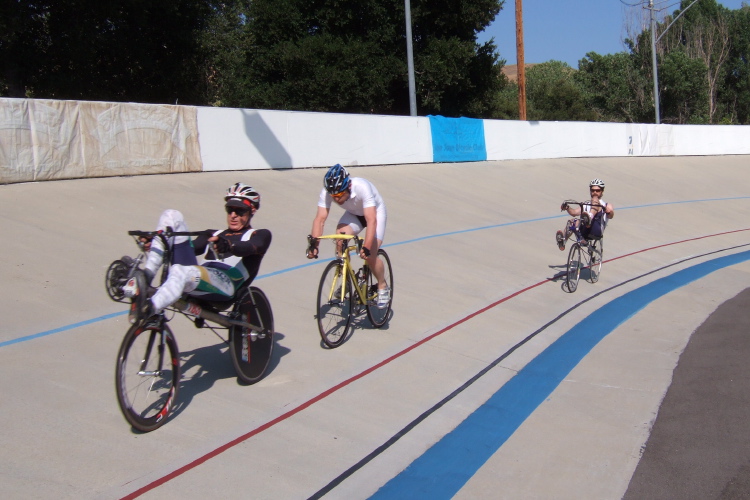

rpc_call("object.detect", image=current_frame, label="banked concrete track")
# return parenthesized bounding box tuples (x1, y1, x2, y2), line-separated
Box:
(1, 155, 749, 499)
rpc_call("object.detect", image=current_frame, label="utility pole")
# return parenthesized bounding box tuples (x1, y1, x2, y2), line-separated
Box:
(647, 0, 700, 125)
(649, 0, 660, 124)
(516, 0, 526, 121)
(405, 0, 417, 116)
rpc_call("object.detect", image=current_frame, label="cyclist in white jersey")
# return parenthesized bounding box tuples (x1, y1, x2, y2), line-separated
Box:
(306, 164, 390, 308)
(124, 183, 272, 323)
(556, 178, 615, 250)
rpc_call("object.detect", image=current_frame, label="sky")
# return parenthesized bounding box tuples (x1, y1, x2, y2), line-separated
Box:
(476, 0, 748, 68)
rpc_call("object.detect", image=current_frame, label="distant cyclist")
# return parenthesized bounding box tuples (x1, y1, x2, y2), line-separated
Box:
(306, 164, 390, 309)
(124, 183, 272, 322)
(556, 178, 615, 250)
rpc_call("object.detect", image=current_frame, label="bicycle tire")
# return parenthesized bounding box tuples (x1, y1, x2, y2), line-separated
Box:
(105, 258, 132, 302)
(230, 286, 275, 384)
(115, 320, 180, 432)
(565, 243, 582, 293)
(588, 239, 603, 283)
(366, 249, 393, 328)
(316, 260, 353, 348)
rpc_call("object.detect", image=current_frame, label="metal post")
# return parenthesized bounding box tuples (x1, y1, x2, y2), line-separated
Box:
(516, 0, 526, 121)
(649, 0, 660, 124)
(405, 0, 417, 117)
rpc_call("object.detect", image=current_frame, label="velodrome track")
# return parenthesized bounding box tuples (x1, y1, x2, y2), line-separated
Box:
(2, 155, 750, 499)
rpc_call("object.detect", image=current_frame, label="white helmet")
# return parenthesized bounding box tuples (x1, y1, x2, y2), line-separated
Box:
(225, 182, 260, 210)
(589, 178, 605, 189)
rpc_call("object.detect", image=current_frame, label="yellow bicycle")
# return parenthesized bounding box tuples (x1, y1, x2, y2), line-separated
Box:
(308, 234, 393, 348)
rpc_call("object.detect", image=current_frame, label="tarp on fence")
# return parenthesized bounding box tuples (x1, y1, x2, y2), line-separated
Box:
(0, 98, 201, 184)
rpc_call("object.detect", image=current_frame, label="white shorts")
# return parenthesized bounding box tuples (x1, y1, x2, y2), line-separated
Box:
(338, 208, 387, 242)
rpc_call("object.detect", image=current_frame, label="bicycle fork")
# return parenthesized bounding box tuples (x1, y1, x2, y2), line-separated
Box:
(138, 322, 166, 378)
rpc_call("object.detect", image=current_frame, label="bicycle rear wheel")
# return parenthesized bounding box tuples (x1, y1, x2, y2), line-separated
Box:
(588, 239, 603, 283)
(565, 243, 582, 293)
(230, 286, 275, 384)
(316, 260, 353, 348)
(366, 249, 393, 328)
(115, 320, 180, 432)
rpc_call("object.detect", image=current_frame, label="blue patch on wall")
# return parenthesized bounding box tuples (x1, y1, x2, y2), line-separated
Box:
(428, 115, 487, 162)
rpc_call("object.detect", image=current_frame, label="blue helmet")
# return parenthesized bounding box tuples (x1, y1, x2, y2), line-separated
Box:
(323, 164, 351, 195)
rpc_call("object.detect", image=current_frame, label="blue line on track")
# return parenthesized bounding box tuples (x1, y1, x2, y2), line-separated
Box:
(369, 249, 750, 499)
(0, 312, 125, 348)
(5, 196, 749, 348)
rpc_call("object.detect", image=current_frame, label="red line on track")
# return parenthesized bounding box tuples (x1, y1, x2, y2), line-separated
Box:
(121, 227, 750, 499)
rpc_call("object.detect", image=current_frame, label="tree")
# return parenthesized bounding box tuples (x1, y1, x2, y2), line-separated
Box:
(197, 0, 255, 107)
(721, 3, 750, 123)
(241, 0, 505, 116)
(525, 61, 596, 121)
(576, 52, 651, 123)
(488, 68, 517, 120)
(0, 0, 51, 97)
(659, 50, 710, 123)
(1, 0, 209, 104)
(659, 0, 732, 123)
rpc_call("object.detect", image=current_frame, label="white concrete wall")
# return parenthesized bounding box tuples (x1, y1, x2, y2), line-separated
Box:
(2, 97, 749, 183)
(197, 107, 433, 171)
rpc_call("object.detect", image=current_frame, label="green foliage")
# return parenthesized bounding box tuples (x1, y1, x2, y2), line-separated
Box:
(0, 0, 51, 97)
(7, 0, 750, 124)
(490, 78, 518, 120)
(659, 51, 709, 123)
(576, 52, 652, 123)
(721, 4, 750, 123)
(1, 0, 209, 103)
(197, 0, 255, 107)
(241, 0, 505, 116)
(525, 61, 596, 121)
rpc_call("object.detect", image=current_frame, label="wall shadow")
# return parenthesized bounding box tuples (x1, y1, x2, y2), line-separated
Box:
(242, 110, 293, 169)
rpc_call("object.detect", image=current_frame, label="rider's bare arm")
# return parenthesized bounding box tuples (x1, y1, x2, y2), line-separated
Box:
(605, 203, 615, 218)
(310, 206, 329, 239)
(307, 206, 329, 258)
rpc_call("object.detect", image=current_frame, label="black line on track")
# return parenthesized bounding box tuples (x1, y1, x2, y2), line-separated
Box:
(308, 242, 750, 499)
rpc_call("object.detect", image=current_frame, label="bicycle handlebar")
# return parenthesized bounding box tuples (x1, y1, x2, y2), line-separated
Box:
(129, 229, 210, 253)
(561, 200, 604, 211)
(307, 233, 363, 259)
(128, 230, 206, 238)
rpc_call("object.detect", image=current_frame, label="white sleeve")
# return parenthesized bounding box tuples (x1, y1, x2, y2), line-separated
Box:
(358, 180, 377, 209)
(317, 188, 331, 209)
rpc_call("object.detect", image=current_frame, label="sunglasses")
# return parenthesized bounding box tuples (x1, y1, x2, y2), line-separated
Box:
(590, 187, 602, 193)
(225, 207, 250, 216)
(331, 190, 348, 199)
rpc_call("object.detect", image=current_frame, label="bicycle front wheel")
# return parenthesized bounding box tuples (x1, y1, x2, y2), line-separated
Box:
(115, 321, 180, 432)
(366, 249, 393, 328)
(316, 260, 353, 348)
(565, 243, 582, 293)
(105, 257, 132, 302)
(588, 239, 603, 283)
(230, 286, 275, 384)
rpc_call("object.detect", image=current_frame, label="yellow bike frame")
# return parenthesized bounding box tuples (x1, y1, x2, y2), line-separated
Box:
(317, 234, 375, 306)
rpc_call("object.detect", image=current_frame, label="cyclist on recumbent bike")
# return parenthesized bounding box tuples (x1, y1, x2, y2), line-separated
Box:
(556, 178, 615, 250)
(306, 164, 390, 309)
(123, 183, 272, 323)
